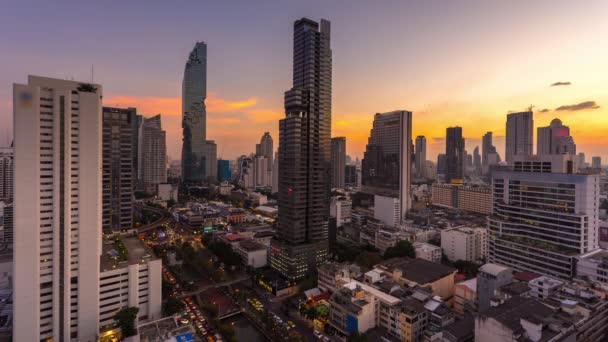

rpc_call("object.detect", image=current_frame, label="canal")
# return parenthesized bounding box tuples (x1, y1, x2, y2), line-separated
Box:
(225, 314, 267, 342)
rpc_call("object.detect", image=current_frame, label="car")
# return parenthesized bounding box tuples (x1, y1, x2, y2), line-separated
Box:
(322, 337, 330, 342)
(196, 322, 203, 328)
(313, 330, 322, 338)
(288, 321, 295, 328)
(179, 318, 189, 325)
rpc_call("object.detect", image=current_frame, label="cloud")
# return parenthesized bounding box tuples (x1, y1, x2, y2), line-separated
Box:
(208, 117, 241, 124)
(247, 109, 283, 123)
(103, 92, 257, 116)
(538, 108, 550, 113)
(551, 81, 571, 87)
(555, 101, 600, 111)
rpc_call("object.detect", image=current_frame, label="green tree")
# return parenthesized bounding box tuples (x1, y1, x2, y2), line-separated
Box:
(163, 297, 185, 316)
(384, 240, 416, 259)
(315, 305, 329, 318)
(347, 332, 369, 342)
(218, 323, 236, 342)
(355, 251, 383, 269)
(113, 307, 139, 337)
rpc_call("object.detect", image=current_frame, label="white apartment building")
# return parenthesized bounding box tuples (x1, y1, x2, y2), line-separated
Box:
(253, 156, 271, 188)
(414, 242, 442, 263)
(14, 76, 104, 341)
(330, 197, 352, 227)
(441, 226, 488, 262)
(13, 76, 161, 341)
(374, 194, 400, 227)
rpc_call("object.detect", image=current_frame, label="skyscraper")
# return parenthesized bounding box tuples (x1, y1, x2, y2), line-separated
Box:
(138, 115, 167, 194)
(415, 135, 427, 178)
(345, 164, 357, 187)
(271, 18, 332, 280)
(0, 145, 13, 201)
(256, 132, 274, 172)
(445, 126, 465, 183)
(102, 107, 135, 231)
(204, 140, 217, 182)
(13, 76, 104, 341)
(537, 118, 576, 156)
(182, 42, 208, 183)
(331, 137, 346, 189)
(505, 111, 533, 163)
(488, 170, 599, 279)
(473, 146, 481, 175)
(592, 156, 602, 169)
(437, 154, 447, 175)
(361, 110, 413, 220)
(217, 159, 231, 182)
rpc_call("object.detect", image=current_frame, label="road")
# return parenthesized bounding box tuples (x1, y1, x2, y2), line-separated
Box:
(177, 274, 251, 299)
(135, 204, 173, 232)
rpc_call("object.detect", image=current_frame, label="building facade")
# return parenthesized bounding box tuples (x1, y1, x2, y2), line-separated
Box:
(431, 183, 492, 215)
(415, 135, 427, 179)
(445, 127, 465, 183)
(505, 111, 533, 164)
(488, 170, 600, 279)
(331, 137, 346, 189)
(0, 146, 12, 202)
(441, 226, 488, 262)
(138, 115, 167, 194)
(256, 132, 273, 172)
(102, 106, 135, 231)
(271, 18, 332, 280)
(361, 110, 412, 221)
(217, 159, 231, 182)
(181, 42, 208, 183)
(537, 118, 576, 156)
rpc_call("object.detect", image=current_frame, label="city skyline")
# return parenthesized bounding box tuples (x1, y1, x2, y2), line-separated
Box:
(1, 1, 607, 162)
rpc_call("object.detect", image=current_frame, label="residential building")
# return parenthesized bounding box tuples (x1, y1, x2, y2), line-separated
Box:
(373, 194, 400, 227)
(203, 140, 217, 182)
(0, 202, 12, 253)
(158, 183, 178, 202)
(102, 106, 135, 231)
(0, 146, 12, 201)
(236, 240, 268, 268)
(374, 227, 414, 254)
(345, 165, 357, 188)
(181, 42, 208, 183)
(255, 132, 273, 172)
(138, 115, 167, 194)
(331, 137, 346, 189)
(481, 132, 497, 175)
(330, 196, 351, 227)
(472, 146, 481, 176)
(271, 18, 332, 280)
(431, 183, 492, 215)
(577, 249, 608, 283)
(454, 278, 477, 316)
(441, 226, 488, 263)
(446, 127, 465, 183)
(537, 118, 576, 156)
(217, 159, 231, 182)
(413, 242, 442, 263)
(505, 111, 533, 164)
(488, 170, 600, 279)
(476, 263, 513, 312)
(254, 156, 271, 188)
(361, 110, 413, 222)
(528, 276, 563, 299)
(592, 156, 602, 169)
(329, 283, 385, 335)
(415, 135, 427, 178)
(317, 262, 362, 293)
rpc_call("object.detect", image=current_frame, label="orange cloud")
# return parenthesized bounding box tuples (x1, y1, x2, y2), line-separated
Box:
(208, 117, 241, 124)
(206, 93, 257, 112)
(248, 109, 283, 123)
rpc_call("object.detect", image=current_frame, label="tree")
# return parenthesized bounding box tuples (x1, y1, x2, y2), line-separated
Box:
(163, 297, 185, 316)
(299, 274, 318, 292)
(113, 307, 139, 337)
(347, 332, 369, 342)
(384, 240, 416, 259)
(355, 251, 383, 269)
(316, 305, 329, 318)
(218, 323, 236, 342)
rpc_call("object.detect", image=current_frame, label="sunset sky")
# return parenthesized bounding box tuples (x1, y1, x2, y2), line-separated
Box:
(2, 0, 607, 163)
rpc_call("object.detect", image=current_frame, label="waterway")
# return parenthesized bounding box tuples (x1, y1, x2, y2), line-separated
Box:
(225, 314, 267, 342)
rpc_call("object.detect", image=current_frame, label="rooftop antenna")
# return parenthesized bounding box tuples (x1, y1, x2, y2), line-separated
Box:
(528, 105, 534, 112)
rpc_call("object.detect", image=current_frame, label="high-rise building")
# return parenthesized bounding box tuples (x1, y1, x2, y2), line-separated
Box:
(488, 169, 599, 279)
(256, 132, 273, 172)
(14, 76, 104, 340)
(577, 152, 586, 169)
(482, 131, 500, 175)
(331, 137, 346, 189)
(473, 146, 481, 175)
(361, 111, 412, 221)
(592, 156, 602, 169)
(415, 136, 426, 178)
(138, 115, 167, 194)
(537, 118, 576, 156)
(217, 159, 231, 182)
(237, 155, 255, 189)
(182, 42, 208, 183)
(271, 18, 332, 280)
(204, 140, 217, 182)
(132, 114, 143, 184)
(345, 165, 357, 188)
(505, 111, 533, 163)
(254, 156, 271, 188)
(102, 107, 135, 231)
(445, 127, 465, 183)
(272, 152, 279, 193)
(0, 146, 13, 201)
(437, 154, 447, 175)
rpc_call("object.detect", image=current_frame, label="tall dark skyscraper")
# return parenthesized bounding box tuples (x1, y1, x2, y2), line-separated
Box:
(473, 146, 481, 175)
(331, 137, 346, 189)
(217, 159, 231, 182)
(102, 107, 135, 231)
(445, 126, 465, 183)
(182, 42, 208, 183)
(415, 135, 427, 178)
(271, 18, 332, 280)
(361, 110, 412, 219)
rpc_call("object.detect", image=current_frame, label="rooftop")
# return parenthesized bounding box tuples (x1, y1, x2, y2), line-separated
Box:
(457, 278, 477, 292)
(479, 263, 511, 277)
(238, 239, 266, 252)
(514, 271, 542, 283)
(377, 257, 456, 285)
(101, 236, 157, 271)
(443, 316, 475, 340)
(500, 281, 531, 296)
(343, 280, 401, 305)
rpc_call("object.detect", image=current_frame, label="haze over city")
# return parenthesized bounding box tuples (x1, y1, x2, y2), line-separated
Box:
(2, 0, 607, 161)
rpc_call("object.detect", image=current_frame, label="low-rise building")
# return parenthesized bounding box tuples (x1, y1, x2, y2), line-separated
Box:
(99, 237, 162, 329)
(157, 183, 178, 202)
(441, 226, 487, 263)
(431, 183, 491, 215)
(529, 276, 563, 299)
(236, 239, 267, 268)
(330, 196, 352, 227)
(318, 262, 362, 293)
(454, 278, 476, 316)
(577, 249, 608, 283)
(476, 263, 513, 312)
(414, 242, 442, 263)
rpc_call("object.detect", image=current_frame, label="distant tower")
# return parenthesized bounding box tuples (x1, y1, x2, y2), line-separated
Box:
(331, 137, 346, 189)
(445, 127, 465, 183)
(505, 111, 533, 163)
(537, 118, 576, 156)
(415, 136, 427, 178)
